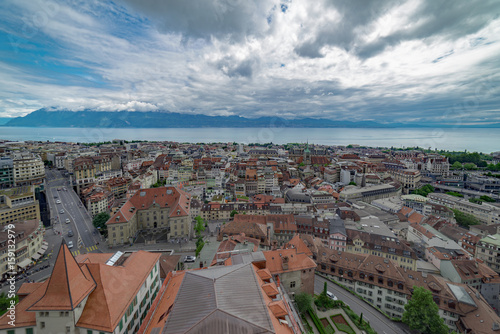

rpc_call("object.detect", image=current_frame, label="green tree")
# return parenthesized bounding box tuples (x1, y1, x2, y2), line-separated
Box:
(295, 292, 313, 315)
(402, 286, 448, 334)
(463, 163, 477, 170)
(452, 209, 480, 228)
(477, 160, 488, 168)
(230, 210, 238, 218)
(0, 292, 18, 316)
(480, 195, 495, 203)
(451, 161, 462, 170)
(194, 216, 206, 237)
(348, 181, 357, 186)
(446, 191, 464, 198)
(92, 212, 110, 230)
(412, 184, 435, 197)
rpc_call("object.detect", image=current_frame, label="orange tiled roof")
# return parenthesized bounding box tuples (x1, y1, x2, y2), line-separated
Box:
(28, 242, 96, 311)
(263, 248, 316, 275)
(76, 250, 160, 332)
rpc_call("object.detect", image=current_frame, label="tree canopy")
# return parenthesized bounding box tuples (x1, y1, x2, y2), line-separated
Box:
(412, 184, 435, 197)
(92, 212, 110, 230)
(402, 286, 448, 334)
(452, 209, 480, 228)
(0, 292, 18, 316)
(295, 292, 313, 315)
(194, 216, 206, 237)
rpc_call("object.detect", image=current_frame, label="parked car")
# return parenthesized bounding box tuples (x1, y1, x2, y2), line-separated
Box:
(326, 291, 338, 300)
(68, 230, 74, 237)
(184, 255, 196, 263)
(68, 241, 73, 248)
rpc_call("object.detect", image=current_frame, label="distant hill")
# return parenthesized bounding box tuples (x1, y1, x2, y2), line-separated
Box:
(0, 118, 13, 125)
(5, 108, 499, 128)
(3, 108, 409, 128)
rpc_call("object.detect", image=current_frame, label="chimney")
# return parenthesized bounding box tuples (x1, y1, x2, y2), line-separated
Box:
(282, 256, 289, 270)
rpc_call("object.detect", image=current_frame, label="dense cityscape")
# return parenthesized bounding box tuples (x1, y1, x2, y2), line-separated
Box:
(0, 139, 499, 333)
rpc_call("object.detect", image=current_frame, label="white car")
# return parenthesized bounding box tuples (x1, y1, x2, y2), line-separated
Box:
(56, 200, 61, 204)
(327, 291, 338, 300)
(65, 218, 70, 224)
(184, 256, 196, 263)
(68, 241, 74, 248)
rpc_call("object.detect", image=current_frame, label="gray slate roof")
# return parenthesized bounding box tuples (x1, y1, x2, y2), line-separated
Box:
(162, 263, 274, 334)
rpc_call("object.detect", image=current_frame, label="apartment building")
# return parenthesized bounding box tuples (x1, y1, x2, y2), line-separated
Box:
(0, 219, 45, 280)
(12, 153, 45, 186)
(0, 186, 40, 226)
(309, 242, 500, 333)
(106, 186, 191, 246)
(387, 169, 421, 194)
(345, 229, 417, 270)
(338, 182, 402, 203)
(476, 234, 500, 273)
(0, 243, 161, 334)
(0, 157, 14, 188)
(428, 193, 500, 225)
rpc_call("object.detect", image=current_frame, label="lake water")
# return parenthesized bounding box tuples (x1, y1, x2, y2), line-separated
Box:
(0, 126, 498, 153)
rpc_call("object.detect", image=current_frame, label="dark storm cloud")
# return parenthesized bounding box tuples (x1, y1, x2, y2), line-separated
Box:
(118, 0, 278, 43)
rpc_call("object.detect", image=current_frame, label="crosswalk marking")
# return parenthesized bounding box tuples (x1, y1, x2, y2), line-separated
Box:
(86, 245, 98, 252)
(72, 250, 80, 256)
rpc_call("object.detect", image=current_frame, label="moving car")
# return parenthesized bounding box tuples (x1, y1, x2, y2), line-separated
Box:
(68, 230, 74, 237)
(68, 241, 74, 248)
(327, 291, 338, 300)
(184, 255, 196, 263)
(59, 209, 64, 214)
(56, 200, 61, 204)
(65, 218, 70, 224)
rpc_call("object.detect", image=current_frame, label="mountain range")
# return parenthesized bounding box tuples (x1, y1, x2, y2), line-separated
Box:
(2, 108, 499, 128)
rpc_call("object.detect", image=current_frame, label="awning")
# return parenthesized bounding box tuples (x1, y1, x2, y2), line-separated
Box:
(42, 241, 48, 247)
(37, 247, 46, 256)
(17, 258, 31, 269)
(32, 253, 42, 261)
(40, 245, 48, 251)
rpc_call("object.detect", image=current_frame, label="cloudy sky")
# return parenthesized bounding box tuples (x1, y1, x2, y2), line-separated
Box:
(1, 0, 499, 124)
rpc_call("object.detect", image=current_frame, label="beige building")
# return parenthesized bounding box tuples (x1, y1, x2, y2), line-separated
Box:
(339, 182, 402, 203)
(0, 219, 45, 279)
(13, 153, 45, 186)
(345, 229, 418, 270)
(0, 186, 41, 226)
(387, 169, 421, 194)
(106, 186, 192, 246)
(476, 234, 500, 273)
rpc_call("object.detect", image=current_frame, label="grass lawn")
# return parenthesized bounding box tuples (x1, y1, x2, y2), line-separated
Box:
(331, 314, 355, 334)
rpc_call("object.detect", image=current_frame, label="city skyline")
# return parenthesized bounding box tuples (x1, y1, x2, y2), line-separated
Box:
(1, 0, 499, 125)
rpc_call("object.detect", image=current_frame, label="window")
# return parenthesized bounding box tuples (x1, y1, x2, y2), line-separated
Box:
(7, 330, 15, 334)
(40, 322, 45, 329)
(66, 326, 71, 334)
(25, 329, 33, 334)
(290, 281, 296, 288)
(88, 330, 93, 334)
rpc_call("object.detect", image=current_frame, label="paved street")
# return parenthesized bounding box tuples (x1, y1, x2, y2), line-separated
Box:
(45, 168, 101, 255)
(315, 275, 408, 334)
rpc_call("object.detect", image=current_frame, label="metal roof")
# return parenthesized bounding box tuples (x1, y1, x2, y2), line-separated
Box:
(162, 263, 274, 334)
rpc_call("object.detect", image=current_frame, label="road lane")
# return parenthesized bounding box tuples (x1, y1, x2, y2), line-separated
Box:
(315, 275, 405, 334)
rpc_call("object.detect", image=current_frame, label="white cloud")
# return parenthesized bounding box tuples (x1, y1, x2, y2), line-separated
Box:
(0, 0, 499, 124)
